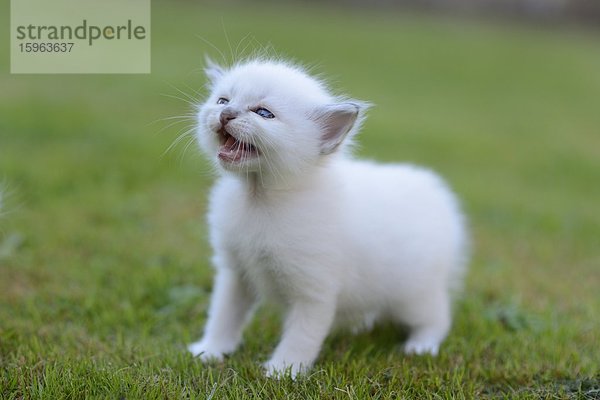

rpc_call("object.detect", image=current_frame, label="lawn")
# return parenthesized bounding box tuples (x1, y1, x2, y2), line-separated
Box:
(1, 1, 599, 398)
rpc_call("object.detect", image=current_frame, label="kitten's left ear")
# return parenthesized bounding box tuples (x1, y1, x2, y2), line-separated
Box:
(313, 102, 364, 155)
(204, 56, 224, 86)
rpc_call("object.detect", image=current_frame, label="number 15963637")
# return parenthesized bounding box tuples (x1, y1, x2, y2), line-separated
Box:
(19, 42, 74, 53)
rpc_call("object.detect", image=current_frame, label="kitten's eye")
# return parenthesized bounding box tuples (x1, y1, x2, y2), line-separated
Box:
(217, 98, 229, 105)
(254, 107, 275, 119)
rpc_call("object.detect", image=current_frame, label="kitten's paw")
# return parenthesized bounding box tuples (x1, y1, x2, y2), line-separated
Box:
(263, 359, 306, 379)
(187, 340, 229, 362)
(351, 312, 378, 335)
(403, 339, 440, 356)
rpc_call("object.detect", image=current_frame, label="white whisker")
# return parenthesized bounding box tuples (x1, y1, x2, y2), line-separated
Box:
(161, 93, 198, 108)
(180, 134, 199, 164)
(221, 18, 234, 65)
(195, 35, 228, 66)
(156, 117, 195, 135)
(162, 125, 197, 158)
(167, 84, 201, 105)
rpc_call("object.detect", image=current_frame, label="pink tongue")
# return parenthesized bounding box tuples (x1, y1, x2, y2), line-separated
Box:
(224, 135, 236, 150)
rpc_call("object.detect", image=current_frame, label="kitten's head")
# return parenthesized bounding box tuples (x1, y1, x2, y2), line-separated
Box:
(196, 58, 367, 181)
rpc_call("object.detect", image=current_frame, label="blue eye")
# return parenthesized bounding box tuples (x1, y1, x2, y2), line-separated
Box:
(254, 107, 274, 119)
(217, 98, 229, 105)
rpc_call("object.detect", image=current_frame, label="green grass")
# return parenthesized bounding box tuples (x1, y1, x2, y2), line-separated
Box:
(1, 1, 599, 398)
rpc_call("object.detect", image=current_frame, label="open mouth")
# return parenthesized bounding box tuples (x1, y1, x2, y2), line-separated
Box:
(217, 128, 259, 163)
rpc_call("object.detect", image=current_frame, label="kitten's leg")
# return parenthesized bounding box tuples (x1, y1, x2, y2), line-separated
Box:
(351, 311, 379, 335)
(264, 299, 336, 378)
(399, 289, 451, 356)
(188, 267, 255, 361)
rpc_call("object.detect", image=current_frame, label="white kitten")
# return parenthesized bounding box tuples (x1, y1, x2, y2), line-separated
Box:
(188, 58, 469, 377)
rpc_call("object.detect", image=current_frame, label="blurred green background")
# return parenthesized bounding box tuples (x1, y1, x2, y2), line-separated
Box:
(1, 1, 599, 398)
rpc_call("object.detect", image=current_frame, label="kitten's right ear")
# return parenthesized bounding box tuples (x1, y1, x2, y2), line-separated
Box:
(204, 56, 224, 86)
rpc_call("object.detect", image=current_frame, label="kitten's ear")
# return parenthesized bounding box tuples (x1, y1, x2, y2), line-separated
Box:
(313, 102, 362, 155)
(204, 56, 224, 86)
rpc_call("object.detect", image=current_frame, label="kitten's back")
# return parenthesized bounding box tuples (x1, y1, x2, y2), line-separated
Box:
(334, 158, 468, 292)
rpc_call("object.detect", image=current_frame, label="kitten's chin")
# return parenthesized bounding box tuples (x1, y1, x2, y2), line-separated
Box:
(217, 156, 261, 174)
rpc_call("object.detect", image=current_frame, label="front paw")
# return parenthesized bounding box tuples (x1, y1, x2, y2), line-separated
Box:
(187, 340, 229, 362)
(403, 339, 440, 356)
(263, 359, 307, 379)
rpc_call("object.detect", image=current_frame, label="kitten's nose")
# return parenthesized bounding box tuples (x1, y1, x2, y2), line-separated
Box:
(219, 107, 239, 127)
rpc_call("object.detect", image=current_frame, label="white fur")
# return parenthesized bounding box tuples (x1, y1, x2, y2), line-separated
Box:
(188, 59, 468, 377)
